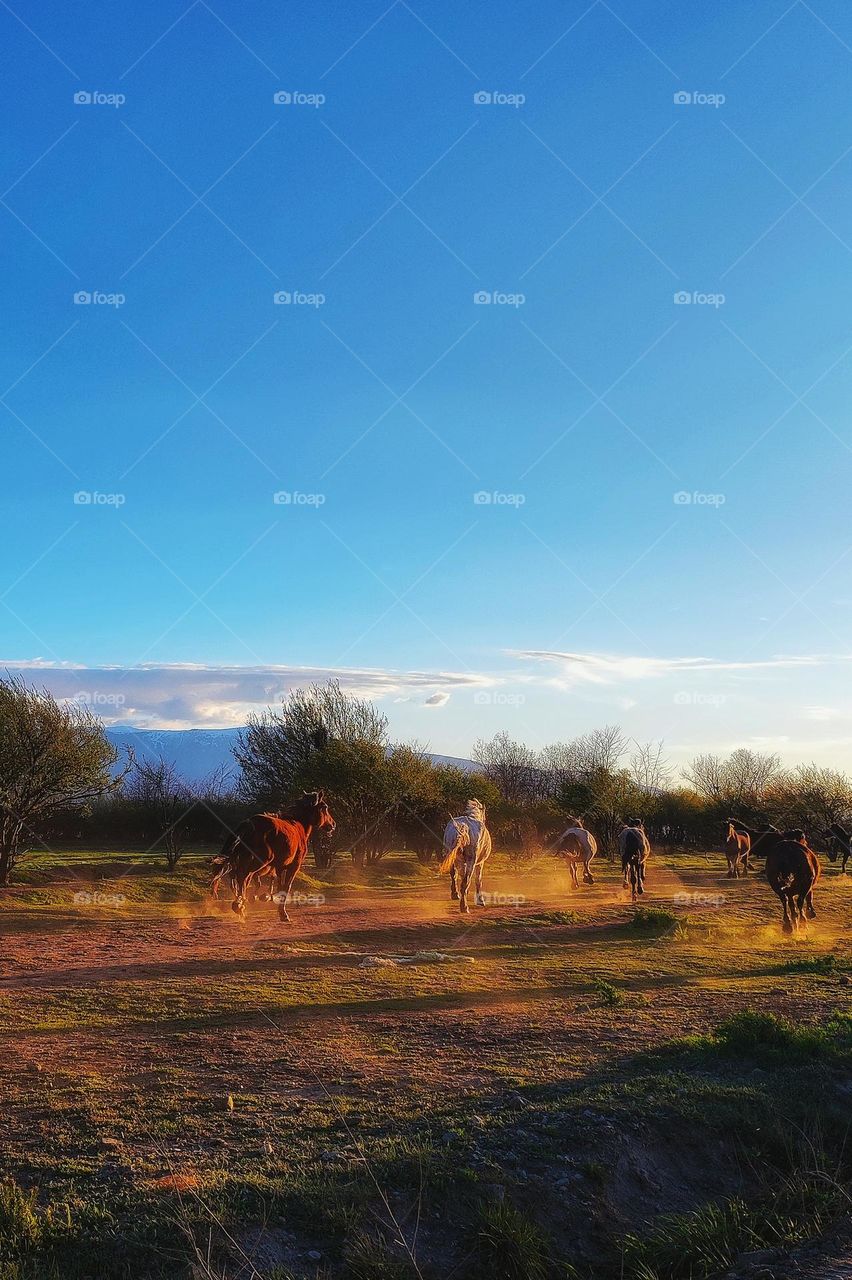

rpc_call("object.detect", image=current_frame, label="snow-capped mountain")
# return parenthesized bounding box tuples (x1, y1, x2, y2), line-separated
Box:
(105, 728, 476, 786)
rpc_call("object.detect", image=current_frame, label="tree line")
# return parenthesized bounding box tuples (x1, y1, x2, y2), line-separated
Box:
(0, 674, 850, 883)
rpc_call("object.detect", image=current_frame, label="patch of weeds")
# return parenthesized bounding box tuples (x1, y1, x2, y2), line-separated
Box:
(592, 979, 624, 1008)
(629, 908, 678, 936)
(780, 953, 839, 975)
(491, 911, 577, 929)
(686, 1010, 852, 1064)
(343, 1229, 420, 1279)
(470, 1201, 555, 1280)
(0, 1179, 41, 1258)
(620, 1197, 769, 1279)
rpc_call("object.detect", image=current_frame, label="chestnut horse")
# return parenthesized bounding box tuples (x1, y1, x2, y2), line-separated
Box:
(746, 825, 820, 934)
(724, 821, 751, 878)
(212, 791, 335, 921)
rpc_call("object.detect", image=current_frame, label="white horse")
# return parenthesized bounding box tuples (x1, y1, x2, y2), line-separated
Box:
(555, 816, 597, 888)
(439, 799, 492, 914)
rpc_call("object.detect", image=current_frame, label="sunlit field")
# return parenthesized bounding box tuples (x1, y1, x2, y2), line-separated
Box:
(2, 844, 850, 1279)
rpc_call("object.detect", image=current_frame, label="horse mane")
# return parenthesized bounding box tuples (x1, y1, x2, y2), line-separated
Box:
(464, 798, 486, 822)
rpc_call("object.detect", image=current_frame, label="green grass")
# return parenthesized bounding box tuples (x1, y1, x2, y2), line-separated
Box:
(675, 1010, 852, 1064)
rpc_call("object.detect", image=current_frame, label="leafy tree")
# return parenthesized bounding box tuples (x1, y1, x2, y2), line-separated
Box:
(235, 679, 388, 808)
(0, 677, 127, 884)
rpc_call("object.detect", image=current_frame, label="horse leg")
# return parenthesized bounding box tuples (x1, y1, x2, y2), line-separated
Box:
(459, 861, 471, 914)
(231, 873, 247, 918)
(274, 864, 299, 922)
(569, 860, 578, 890)
(583, 853, 594, 885)
(780, 891, 794, 934)
(449, 865, 459, 901)
(474, 862, 485, 907)
(636, 859, 645, 897)
(805, 885, 817, 919)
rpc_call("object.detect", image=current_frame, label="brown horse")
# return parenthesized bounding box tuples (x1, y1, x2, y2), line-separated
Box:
(555, 817, 597, 888)
(724, 821, 751, 877)
(618, 819, 649, 902)
(212, 791, 335, 921)
(748, 825, 820, 934)
(825, 822, 851, 874)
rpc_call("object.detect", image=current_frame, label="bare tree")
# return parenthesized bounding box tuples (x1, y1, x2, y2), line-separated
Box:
(127, 756, 193, 870)
(473, 731, 543, 803)
(683, 748, 781, 816)
(629, 740, 672, 793)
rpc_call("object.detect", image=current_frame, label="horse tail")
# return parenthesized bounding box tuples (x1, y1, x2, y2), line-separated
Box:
(439, 846, 458, 874)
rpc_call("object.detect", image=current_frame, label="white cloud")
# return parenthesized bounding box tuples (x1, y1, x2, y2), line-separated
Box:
(510, 649, 843, 687)
(0, 661, 489, 729)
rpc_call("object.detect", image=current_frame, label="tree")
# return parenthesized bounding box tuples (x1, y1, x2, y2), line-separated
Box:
(126, 756, 194, 870)
(771, 764, 852, 833)
(0, 677, 127, 884)
(473, 732, 543, 804)
(683, 749, 781, 818)
(235, 679, 388, 808)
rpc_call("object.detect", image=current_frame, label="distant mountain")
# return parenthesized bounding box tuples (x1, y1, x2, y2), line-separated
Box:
(106, 728, 476, 786)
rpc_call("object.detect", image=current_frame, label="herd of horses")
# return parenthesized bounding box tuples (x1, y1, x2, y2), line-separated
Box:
(211, 794, 846, 935)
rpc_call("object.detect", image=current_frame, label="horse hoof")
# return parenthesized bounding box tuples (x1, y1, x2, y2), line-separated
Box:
(460, 905, 469, 914)
(278, 910, 290, 923)
(807, 908, 817, 919)
(475, 896, 485, 907)
(782, 921, 793, 935)
(450, 891, 459, 901)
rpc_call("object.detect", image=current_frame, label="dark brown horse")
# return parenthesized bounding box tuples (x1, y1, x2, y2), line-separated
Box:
(618, 819, 649, 902)
(724, 820, 751, 877)
(746, 825, 820, 934)
(824, 822, 851, 874)
(212, 791, 335, 921)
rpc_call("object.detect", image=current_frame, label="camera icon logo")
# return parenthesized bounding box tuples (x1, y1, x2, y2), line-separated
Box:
(273, 91, 292, 104)
(73, 491, 92, 505)
(673, 491, 692, 505)
(73, 291, 92, 304)
(273, 291, 292, 305)
(473, 290, 492, 305)
(673, 90, 692, 105)
(673, 290, 692, 304)
(74, 90, 92, 104)
(473, 490, 493, 505)
(473, 91, 492, 105)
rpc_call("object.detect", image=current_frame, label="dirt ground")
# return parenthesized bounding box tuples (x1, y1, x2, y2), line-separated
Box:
(0, 848, 850, 1278)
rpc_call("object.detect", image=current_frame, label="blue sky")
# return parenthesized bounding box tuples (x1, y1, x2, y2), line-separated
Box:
(3, 0, 852, 767)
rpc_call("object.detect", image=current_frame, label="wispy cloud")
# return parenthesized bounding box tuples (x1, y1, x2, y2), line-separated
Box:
(510, 649, 845, 687)
(0, 661, 488, 728)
